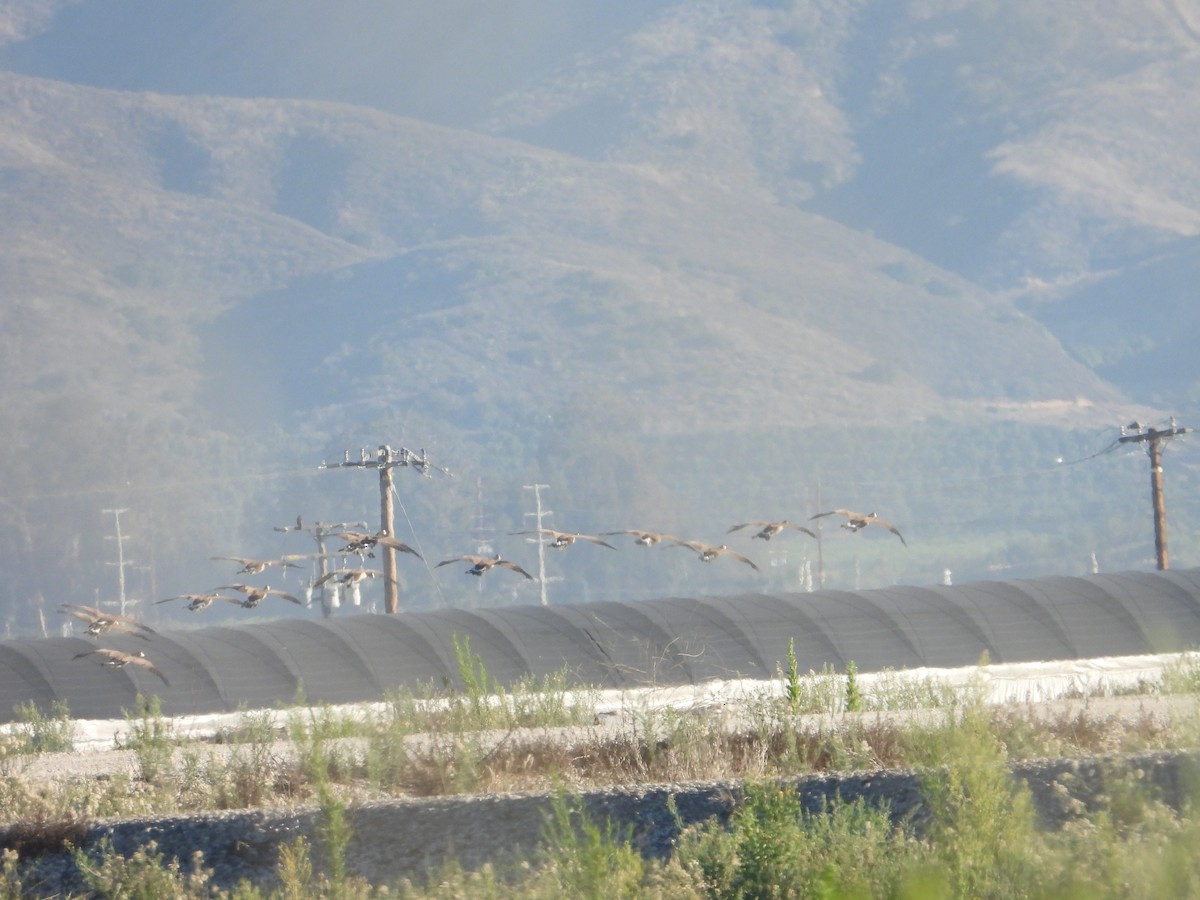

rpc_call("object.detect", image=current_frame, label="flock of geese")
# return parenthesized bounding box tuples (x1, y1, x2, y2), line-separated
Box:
(168, 507, 905, 593)
(438, 510, 904, 581)
(59, 603, 169, 684)
(64, 508, 905, 686)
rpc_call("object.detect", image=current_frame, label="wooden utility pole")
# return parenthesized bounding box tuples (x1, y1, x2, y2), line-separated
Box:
(1118, 420, 1190, 570)
(379, 459, 398, 612)
(319, 444, 451, 613)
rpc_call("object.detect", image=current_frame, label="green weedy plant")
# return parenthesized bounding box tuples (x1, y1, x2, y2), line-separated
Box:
(1160, 652, 1200, 694)
(364, 706, 411, 796)
(0, 849, 22, 900)
(768, 661, 844, 717)
(915, 689, 1039, 898)
(450, 633, 507, 730)
(118, 694, 175, 784)
(675, 779, 929, 899)
(213, 734, 278, 810)
(844, 660, 863, 713)
(220, 706, 280, 744)
(510, 668, 598, 728)
(784, 638, 802, 710)
(865, 669, 959, 712)
(302, 717, 356, 898)
(12, 699, 76, 754)
(394, 859, 509, 899)
(536, 787, 646, 900)
(287, 703, 360, 795)
(276, 836, 315, 900)
(73, 837, 214, 899)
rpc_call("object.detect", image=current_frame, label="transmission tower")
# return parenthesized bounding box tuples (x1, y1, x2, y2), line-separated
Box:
(522, 483, 559, 606)
(101, 507, 136, 616)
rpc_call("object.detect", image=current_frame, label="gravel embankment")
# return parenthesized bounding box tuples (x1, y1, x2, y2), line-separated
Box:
(5, 693, 1200, 896)
(8, 749, 1200, 896)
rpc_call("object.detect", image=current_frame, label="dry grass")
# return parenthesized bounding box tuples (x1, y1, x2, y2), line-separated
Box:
(2, 656, 1199, 860)
(2, 662, 1200, 897)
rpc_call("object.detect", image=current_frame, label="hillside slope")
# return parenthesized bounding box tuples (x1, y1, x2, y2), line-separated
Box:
(0, 73, 1126, 440)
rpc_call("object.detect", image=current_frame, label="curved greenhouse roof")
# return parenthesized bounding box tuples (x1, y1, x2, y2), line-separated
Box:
(3, 567, 1200, 723)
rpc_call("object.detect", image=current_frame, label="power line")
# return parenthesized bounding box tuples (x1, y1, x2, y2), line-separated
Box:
(389, 482, 449, 610)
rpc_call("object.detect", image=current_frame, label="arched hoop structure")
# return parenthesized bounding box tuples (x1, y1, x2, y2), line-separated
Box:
(3, 568, 1200, 723)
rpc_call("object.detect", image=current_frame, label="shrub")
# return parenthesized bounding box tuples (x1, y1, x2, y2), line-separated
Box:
(675, 780, 929, 899)
(74, 837, 215, 899)
(11, 700, 76, 754)
(535, 788, 647, 900)
(118, 694, 175, 784)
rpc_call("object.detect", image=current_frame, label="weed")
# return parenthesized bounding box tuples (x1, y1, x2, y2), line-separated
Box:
(363, 709, 410, 796)
(0, 807, 88, 860)
(510, 669, 598, 728)
(213, 737, 278, 809)
(917, 692, 1039, 898)
(783, 638, 802, 709)
(0, 849, 22, 900)
(1161, 652, 1200, 694)
(864, 669, 958, 711)
(536, 787, 646, 900)
(11, 700, 76, 754)
(675, 780, 928, 899)
(118, 694, 175, 784)
(845, 660, 863, 713)
(215, 706, 280, 745)
(298, 710, 356, 897)
(276, 836, 315, 900)
(74, 837, 215, 899)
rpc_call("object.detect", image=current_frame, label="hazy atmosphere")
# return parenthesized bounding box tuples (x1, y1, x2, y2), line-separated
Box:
(2, 0, 1198, 636)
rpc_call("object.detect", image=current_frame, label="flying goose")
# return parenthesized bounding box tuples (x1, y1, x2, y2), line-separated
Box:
(72, 648, 169, 685)
(218, 584, 303, 608)
(726, 520, 817, 541)
(509, 529, 617, 550)
(313, 567, 388, 588)
(211, 556, 302, 575)
(435, 554, 534, 579)
(336, 530, 423, 560)
(809, 509, 907, 546)
(671, 540, 760, 570)
(58, 604, 155, 639)
(599, 529, 682, 547)
(156, 592, 244, 612)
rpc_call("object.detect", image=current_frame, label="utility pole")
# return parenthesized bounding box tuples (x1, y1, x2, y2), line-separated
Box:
(811, 483, 826, 588)
(522, 483, 557, 606)
(1118, 419, 1190, 570)
(472, 478, 495, 598)
(275, 517, 367, 617)
(102, 507, 135, 617)
(319, 445, 451, 613)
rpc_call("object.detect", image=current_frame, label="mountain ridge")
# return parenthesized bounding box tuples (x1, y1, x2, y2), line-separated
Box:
(0, 2, 1195, 633)
(0, 70, 1130, 440)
